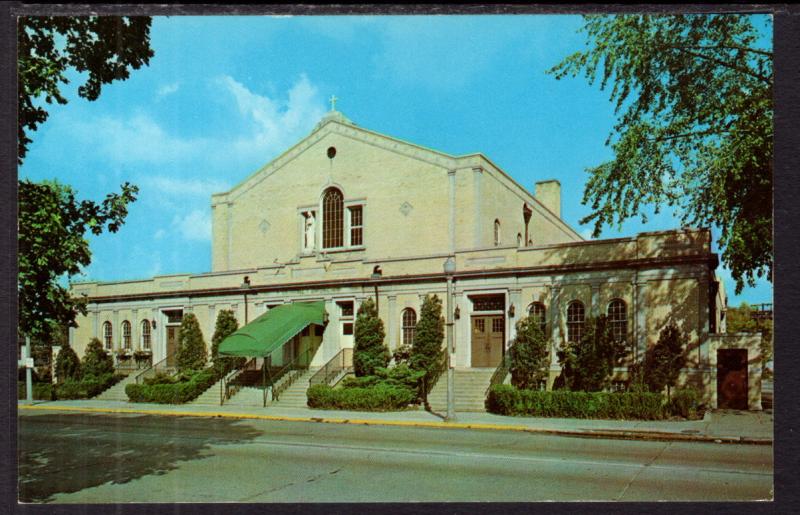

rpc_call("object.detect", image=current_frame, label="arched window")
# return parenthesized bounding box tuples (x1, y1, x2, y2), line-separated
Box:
(607, 299, 627, 342)
(494, 219, 501, 246)
(322, 187, 344, 249)
(517, 233, 522, 247)
(566, 301, 585, 344)
(401, 308, 417, 346)
(121, 321, 131, 349)
(141, 320, 151, 350)
(103, 321, 113, 350)
(528, 302, 547, 334)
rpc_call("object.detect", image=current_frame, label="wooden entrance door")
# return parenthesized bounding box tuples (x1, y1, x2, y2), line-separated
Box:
(166, 326, 179, 367)
(717, 349, 748, 409)
(471, 316, 504, 367)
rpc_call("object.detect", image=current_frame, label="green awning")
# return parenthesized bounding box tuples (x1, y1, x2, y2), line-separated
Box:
(217, 301, 326, 357)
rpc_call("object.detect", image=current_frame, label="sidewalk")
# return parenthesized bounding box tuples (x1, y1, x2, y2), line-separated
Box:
(18, 398, 772, 445)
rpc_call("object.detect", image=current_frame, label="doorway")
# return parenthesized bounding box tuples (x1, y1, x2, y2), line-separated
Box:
(717, 348, 748, 409)
(471, 315, 504, 368)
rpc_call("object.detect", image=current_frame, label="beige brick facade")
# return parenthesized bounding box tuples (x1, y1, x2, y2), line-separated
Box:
(70, 110, 759, 407)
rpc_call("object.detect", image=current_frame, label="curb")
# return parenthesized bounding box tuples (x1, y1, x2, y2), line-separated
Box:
(18, 404, 772, 446)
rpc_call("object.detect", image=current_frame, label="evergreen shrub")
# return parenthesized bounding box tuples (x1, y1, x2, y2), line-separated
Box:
(125, 369, 217, 404)
(409, 294, 445, 399)
(82, 337, 114, 378)
(17, 381, 54, 400)
(306, 383, 416, 411)
(485, 384, 669, 420)
(353, 298, 389, 376)
(556, 316, 625, 392)
(642, 322, 687, 399)
(175, 313, 208, 372)
(509, 314, 550, 390)
(211, 309, 245, 375)
(55, 345, 82, 383)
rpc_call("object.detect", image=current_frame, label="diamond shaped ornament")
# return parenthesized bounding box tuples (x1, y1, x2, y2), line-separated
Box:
(399, 202, 413, 216)
(259, 219, 271, 234)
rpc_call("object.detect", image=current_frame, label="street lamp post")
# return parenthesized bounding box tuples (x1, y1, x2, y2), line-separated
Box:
(371, 265, 382, 312)
(443, 257, 456, 422)
(241, 276, 252, 324)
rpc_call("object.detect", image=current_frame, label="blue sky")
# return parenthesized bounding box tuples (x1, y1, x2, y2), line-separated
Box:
(19, 15, 772, 306)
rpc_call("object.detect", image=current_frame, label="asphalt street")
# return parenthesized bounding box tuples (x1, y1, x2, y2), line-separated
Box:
(18, 411, 773, 503)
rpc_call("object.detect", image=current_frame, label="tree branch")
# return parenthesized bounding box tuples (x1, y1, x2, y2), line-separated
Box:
(670, 47, 772, 84)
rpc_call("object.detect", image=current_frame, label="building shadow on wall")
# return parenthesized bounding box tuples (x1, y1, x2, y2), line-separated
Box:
(18, 412, 264, 503)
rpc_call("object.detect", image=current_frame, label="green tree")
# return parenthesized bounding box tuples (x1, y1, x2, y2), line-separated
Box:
(549, 14, 772, 294)
(726, 302, 773, 376)
(175, 313, 207, 372)
(556, 316, 624, 391)
(211, 309, 244, 374)
(409, 294, 445, 395)
(18, 179, 138, 340)
(81, 337, 114, 378)
(18, 16, 154, 162)
(18, 16, 152, 341)
(353, 298, 389, 377)
(509, 314, 550, 390)
(642, 322, 688, 399)
(54, 345, 81, 383)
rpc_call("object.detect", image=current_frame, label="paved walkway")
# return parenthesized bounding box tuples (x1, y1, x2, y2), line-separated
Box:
(18, 398, 772, 445)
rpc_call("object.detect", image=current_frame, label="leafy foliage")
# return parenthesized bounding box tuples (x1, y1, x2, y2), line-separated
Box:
(353, 298, 389, 376)
(549, 15, 773, 293)
(54, 345, 81, 383)
(175, 313, 207, 372)
(18, 16, 154, 162)
(306, 383, 416, 411)
(125, 369, 217, 404)
(638, 322, 687, 399)
(486, 384, 668, 420)
(556, 316, 625, 392)
(211, 309, 245, 374)
(509, 314, 550, 390)
(409, 295, 445, 389)
(55, 373, 121, 400)
(18, 179, 139, 340)
(81, 337, 114, 378)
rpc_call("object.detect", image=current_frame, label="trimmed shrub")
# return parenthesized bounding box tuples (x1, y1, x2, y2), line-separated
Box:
(82, 338, 114, 378)
(668, 386, 700, 418)
(307, 383, 416, 411)
(409, 294, 445, 398)
(17, 381, 54, 400)
(55, 345, 81, 383)
(175, 313, 208, 373)
(353, 298, 389, 377)
(211, 309, 245, 375)
(485, 384, 668, 420)
(341, 365, 425, 393)
(509, 314, 550, 390)
(54, 373, 122, 399)
(125, 369, 217, 404)
(642, 322, 687, 399)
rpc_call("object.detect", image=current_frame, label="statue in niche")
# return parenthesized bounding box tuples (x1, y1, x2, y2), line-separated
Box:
(303, 211, 316, 252)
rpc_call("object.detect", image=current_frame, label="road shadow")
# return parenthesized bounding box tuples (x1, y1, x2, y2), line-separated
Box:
(18, 412, 263, 503)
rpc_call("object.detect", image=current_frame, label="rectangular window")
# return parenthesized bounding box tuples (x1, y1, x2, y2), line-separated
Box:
(342, 322, 354, 336)
(337, 301, 354, 318)
(349, 206, 363, 246)
(164, 310, 183, 324)
(471, 294, 504, 312)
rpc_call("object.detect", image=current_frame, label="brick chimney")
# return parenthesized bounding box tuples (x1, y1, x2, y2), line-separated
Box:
(535, 180, 561, 218)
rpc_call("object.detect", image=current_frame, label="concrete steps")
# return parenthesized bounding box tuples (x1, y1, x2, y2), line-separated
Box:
(272, 369, 318, 408)
(427, 369, 495, 412)
(94, 373, 138, 402)
(225, 386, 268, 408)
(191, 376, 226, 406)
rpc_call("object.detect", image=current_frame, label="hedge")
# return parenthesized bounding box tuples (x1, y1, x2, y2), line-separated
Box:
(307, 383, 416, 411)
(17, 382, 54, 401)
(485, 384, 668, 420)
(125, 369, 217, 404)
(55, 373, 123, 400)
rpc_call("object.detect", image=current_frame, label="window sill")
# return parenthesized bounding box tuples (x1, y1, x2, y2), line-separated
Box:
(319, 246, 366, 255)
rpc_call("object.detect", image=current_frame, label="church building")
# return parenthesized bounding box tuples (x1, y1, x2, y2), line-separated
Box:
(69, 107, 763, 410)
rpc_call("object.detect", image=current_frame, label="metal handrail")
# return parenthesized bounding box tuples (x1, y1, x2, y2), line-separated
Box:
(223, 357, 257, 403)
(485, 354, 512, 395)
(308, 347, 353, 387)
(133, 352, 176, 385)
(267, 347, 313, 404)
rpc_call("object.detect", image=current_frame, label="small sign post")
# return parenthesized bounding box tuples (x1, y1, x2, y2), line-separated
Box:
(18, 337, 34, 404)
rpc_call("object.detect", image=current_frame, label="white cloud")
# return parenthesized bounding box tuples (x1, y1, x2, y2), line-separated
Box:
(171, 209, 212, 242)
(146, 176, 230, 198)
(580, 228, 593, 240)
(218, 74, 325, 162)
(156, 82, 180, 99)
(153, 229, 166, 240)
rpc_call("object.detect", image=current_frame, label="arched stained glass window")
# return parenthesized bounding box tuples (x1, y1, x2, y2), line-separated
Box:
(566, 301, 585, 344)
(322, 188, 344, 249)
(401, 308, 417, 346)
(103, 321, 113, 350)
